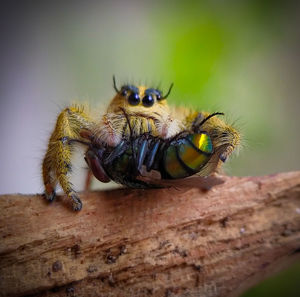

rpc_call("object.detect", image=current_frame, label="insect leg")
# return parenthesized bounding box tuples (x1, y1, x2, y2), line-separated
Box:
(84, 169, 93, 191)
(103, 140, 127, 165)
(137, 138, 148, 172)
(145, 140, 160, 172)
(85, 149, 111, 183)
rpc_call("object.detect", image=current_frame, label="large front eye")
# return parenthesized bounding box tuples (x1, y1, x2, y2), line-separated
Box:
(128, 93, 140, 105)
(142, 94, 154, 107)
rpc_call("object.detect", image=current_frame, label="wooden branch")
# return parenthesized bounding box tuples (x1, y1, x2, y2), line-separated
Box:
(1, 172, 300, 297)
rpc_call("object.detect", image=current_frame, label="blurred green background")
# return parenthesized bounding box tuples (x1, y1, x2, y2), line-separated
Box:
(1, 0, 299, 296)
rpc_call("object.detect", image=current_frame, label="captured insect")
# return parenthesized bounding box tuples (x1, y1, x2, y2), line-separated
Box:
(42, 76, 240, 210)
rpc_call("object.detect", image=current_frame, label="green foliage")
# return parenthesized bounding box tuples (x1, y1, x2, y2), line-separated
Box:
(241, 262, 300, 297)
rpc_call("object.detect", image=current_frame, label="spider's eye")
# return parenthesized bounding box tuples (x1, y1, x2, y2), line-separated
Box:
(121, 89, 128, 97)
(142, 94, 154, 107)
(156, 93, 162, 101)
(128, 93, 140, 106)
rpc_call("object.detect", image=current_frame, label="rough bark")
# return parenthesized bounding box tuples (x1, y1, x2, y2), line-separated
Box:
(0, 172, 300, 297)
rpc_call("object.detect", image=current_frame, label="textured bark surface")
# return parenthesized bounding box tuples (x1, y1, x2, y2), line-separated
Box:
(0, 172, 300, 297)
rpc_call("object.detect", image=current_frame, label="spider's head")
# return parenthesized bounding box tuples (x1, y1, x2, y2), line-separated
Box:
(108, 76, 173, 115)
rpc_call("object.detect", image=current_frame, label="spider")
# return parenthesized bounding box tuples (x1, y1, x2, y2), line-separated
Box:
(42, 77, 240, 210)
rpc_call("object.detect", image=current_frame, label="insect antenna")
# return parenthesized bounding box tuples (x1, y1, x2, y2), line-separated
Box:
(113, 75, 120, 93)
(198, 112, 224, 127)
(162, 83, 174, 99)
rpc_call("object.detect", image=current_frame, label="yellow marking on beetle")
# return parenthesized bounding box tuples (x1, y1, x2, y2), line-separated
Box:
(165, 146, 187, 178)
(198, 134, 205, 149)
(178, 145, 209, 171)
(196, 133, 212, 153)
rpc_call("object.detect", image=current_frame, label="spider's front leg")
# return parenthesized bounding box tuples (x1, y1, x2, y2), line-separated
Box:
(42, 105, 94, 210)
(189, 111, 241, 175)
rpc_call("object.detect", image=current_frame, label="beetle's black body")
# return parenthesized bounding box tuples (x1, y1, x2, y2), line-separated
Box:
(85, 130, 215, 188)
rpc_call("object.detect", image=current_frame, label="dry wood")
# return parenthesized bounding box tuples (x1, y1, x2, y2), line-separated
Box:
(0, 172, 300, 297)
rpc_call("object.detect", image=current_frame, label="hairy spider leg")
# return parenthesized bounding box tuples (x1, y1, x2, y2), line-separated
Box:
(42, 105, 94, 210)
(188, 111, 240, 175)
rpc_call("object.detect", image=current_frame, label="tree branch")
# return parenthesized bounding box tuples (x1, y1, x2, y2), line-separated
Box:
(0, 172, 300, 297)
